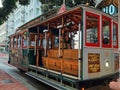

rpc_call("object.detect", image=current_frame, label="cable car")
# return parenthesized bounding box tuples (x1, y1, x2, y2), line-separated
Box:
(8, 5, 119, 89)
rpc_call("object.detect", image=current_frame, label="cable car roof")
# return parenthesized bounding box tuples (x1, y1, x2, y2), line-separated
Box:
(17, 5, 118, 32)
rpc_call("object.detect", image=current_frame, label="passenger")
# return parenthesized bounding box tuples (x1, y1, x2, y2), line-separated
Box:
(103, 37, 109, 44)
(109, 79, 120, 90)
(23, 35, 27, 47)
(103, 38, 109, 44)
(37, 35, 41, 46)
(18, 35, 21, 47)
(60, 36, 66, 49)
(65, 35, 71, 49)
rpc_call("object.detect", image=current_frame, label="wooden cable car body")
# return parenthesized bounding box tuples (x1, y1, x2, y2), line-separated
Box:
(8, 5, 119, 89)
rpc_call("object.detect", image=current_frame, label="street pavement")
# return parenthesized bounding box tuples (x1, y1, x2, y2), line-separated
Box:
(0, 53, 28, 90)
(0, 53, 54, 90)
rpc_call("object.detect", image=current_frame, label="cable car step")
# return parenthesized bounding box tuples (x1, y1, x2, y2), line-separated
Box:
(25, 71, 72, 90)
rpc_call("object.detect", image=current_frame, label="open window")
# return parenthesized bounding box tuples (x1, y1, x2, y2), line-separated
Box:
(18, 34, 21, 48)
(102, 15, 112, 48)
(13, 36, 17, 48)
(29, 33, 42, 48)
(54, 36, 59, 48)
(85, 12, 100, 47)
(29, 33, 36, 47)
(22, 31, 28, 48)
(11, 37, 13, 48)
(113, 22, 118, 48)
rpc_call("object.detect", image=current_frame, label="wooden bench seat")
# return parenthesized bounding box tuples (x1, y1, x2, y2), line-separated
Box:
(63, 59, 78, 76)
(42, 49, 80, 76)
(48, 58, 61, 71)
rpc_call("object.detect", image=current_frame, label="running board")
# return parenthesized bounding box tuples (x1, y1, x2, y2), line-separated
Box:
(25, 71, 72, 90)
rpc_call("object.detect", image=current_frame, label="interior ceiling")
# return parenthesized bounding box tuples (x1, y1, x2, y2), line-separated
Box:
(41, 8, 82, 32)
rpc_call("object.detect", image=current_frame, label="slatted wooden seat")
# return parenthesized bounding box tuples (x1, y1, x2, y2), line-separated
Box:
(48, 58, 61, 71)
(62, 49, 79, 76)
(45, 49, 62, 71)
(42, 57, 48, 68)
(63, 59, 78, 76)
(63, 49, 79, 60)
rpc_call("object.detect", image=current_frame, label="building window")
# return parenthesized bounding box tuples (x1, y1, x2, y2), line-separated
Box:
(29, 8, 33, 17)
(36, 8, 39, 15)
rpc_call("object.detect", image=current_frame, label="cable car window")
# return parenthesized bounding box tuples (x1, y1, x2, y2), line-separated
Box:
(13, 36, 17, 48)
(42, 39, 47, 49)
(72, 31, 79, 49)
(54, 36, 59, 47)
(22, 32, 27, 47)
(85, 12, 100, 47)
(30, 33, 35, 46)
(37, 35, 41, 47)
(18, 35, 21, 47)
(9, 37, 13, 48)
(10, 38, 13, 48)
(102, 16, 111, 47)
(113, 23, 118, 48)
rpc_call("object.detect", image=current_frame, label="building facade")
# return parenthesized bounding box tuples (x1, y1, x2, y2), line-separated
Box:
(0, 22, 7, 52)
(7, 0, 42, 37)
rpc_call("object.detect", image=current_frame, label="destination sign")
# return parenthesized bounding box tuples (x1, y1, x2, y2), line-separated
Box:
(103, 4, 118, 15)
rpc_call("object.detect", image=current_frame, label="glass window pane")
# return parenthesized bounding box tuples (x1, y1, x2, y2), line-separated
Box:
(54, 36, 59, 47)
(18, 35, 21, 47)
(113, 23, 117, 46)
(86, 12, 99, 46)
(102, 17, 110, 45)
(14, 37, 17, 48)
(23, 32, 27, 47)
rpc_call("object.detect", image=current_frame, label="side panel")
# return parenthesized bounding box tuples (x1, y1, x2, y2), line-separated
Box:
(82, 48, 118, 80)
(82, 10, 119, 80)
(9, 48, 29, 71)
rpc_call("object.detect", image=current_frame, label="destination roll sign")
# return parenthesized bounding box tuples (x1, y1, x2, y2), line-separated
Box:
(102, 4, 118, 15)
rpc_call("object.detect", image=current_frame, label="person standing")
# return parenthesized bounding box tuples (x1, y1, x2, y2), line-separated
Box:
(109, 79, 120, 90)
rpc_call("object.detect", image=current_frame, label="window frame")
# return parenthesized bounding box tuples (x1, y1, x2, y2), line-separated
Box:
(11, 37, 14, 48)
(13, 36, 17, 48)
(102, 15, 112, 48)
(113, 22, 118, 48)
(85, 11, 100, 47)
(22, 31, 28, 48)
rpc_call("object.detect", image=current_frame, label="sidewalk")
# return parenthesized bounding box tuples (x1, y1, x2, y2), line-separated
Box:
(0, 53, 9, 64)
(0, 53, 28, 90)
(0, 69, 28, 90)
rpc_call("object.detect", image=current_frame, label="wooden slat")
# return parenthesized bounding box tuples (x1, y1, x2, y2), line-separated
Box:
(48, 49, 62, 58)
(48, 58, 61, 71)
(63, 49, 79, 60)
(63, 59, 78, 76)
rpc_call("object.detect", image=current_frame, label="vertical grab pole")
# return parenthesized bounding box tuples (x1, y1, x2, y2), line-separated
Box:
(45, 31, 47, 56)
(59, 28, 61, 57)
(34, 35, 37, 56)
(78, 23, 81, 80)
(27, 31, 29, 54)
(43, 29, 48, 57)
(36, 26, 39, 67)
